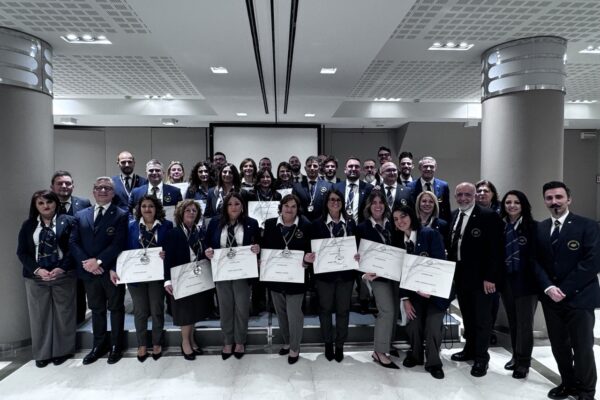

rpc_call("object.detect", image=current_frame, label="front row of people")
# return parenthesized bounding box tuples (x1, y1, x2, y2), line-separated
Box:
(17, 178, 600, 397)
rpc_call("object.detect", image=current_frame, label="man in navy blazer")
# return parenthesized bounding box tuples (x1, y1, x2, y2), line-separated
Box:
(128, 159, 183, 216)
(334, 157, 372, 224)
(378, 161, 412, 210)
(409, 156, 451, 223)
(51, 170, 92, 216)
(293, 155, 332, 221)
(534, 181, 600, 400)
(70, 177, 128, 366)
(111, 151, 147, 212)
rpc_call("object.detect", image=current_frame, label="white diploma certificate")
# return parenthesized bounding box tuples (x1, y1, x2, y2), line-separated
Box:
(164, 205, 175, 223)
(357, 239, 405, 281)
(116, 247, 164, 284)
(171, 260, 215, 300)
(195, 200, 207, 216)
(259, 248, 305, 283)
(311, 236, 359, 274)
(211, 245, 259, 282)
(277, 188, 293, 197)
(171, 182, 189, 200)
(247, 201, 280, 228)
(400, 254, 456, 299)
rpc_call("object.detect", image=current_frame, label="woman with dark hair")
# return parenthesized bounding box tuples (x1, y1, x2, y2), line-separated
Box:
(240, 158, 258, 191)
(125, 195, 173, 362)
(17, 190, 76, 367)
(392, 205, 448, 379)
(164, 200, 213, 361)
(205, 163, 241, 217)
(499, 190, 538, 379)
(274, 161, 294, 192)
(186, 161, 214, 201)
(245, 169, 282, 203)
(205, 192, 260, 360)
(261, 193, 313, 364)
(476, 180, 501, 214)
(355, 190, 399, 369)
(310, 189, 357, 362)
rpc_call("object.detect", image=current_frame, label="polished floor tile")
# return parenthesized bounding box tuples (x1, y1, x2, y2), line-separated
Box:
(533, 345, 600, 394)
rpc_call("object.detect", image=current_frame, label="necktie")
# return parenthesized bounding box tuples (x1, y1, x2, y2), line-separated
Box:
(125, 176, 132, 192)
(227, 224, 238, 247)
(294, 176, 300, 183)
(347, 183, 356, 214)
(375, 224, 391, 245)
(309, 181, 316, 197)
(329, 221, 344, 237)
(187, 226, 203, 255)
(551, 220, 561, 252)
(94, 206, 104, 229)
(59, 202, 68, 215)
(449, 212, 465, 260)
(38, 224, 59, 268)
(151, 186, 159, 197)
(140, 224, 157, 247)
(403, 180, 410, 187)
(505, 222, 521, 273)
(386, 186, 394, 207)
(425, 182, 432, 192)
(405, 240, 415, 254)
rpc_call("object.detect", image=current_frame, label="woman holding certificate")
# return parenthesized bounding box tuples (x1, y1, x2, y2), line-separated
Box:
(262, 194, 313, 364)
(164, 200, 213, 361)
(310, 189, 357, 362)
(204, 163, 240, 218)
(355, 190, 399, 369)
(205, 192, 260, 360)
(126, 195, 173, 362)
(392, 205, 447, 379)
(17, 190, 76, 368)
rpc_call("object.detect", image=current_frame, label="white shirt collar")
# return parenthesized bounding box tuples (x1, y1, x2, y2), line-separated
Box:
(277, 215, 299, 226)
(326, 214, 346, 225)
(369, 217, 388, 228)
(38, 214, 57, 227)
(405, 230, 417, 243)
(148, 181, 164, 193)
(420, 177, 434, 188)
(139, 218, 161, 229)
(552, 210, 570, 226)
(95, 202, 111, 211)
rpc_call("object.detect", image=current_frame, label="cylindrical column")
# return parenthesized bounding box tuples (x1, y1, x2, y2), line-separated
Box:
(0, 27, 54, 348)
(481, 36, 567, 219)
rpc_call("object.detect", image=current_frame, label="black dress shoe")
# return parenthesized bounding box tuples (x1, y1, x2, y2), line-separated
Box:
(107, 347, 123, 364)
(52, 354, 73, 366)
(82, 346, 108, 365)
(324, 343, 334, 361)
(278, 347, 290, 356)
(512, 366, 529, 379)
(402, 356, 423, 368)
(334, 346, 344, 363)
(547, 384, 578, 399)
(181, 345, 196, 361)
(35, 360, 50, 368)
(470, 362, 488, 377)
(193, 347, 204, 356)
(504, 357, 516, 370)
(221, 351, 233, 360)
(426, 366, 445, 379)
(288, 354, 300, 365)
(372, 353, 400, 369)
(151, 351, 162, 361)
(233, 350, 245, 359)
(137, 353, 149, 363)
(450, 351, 474, 362)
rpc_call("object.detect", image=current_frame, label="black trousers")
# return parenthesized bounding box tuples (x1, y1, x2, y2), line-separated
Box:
(406, 297, 445, 367)
(541, 297, 596, 397)
(84, 273, 126, 348)
(316, 278, 354, 346)
(456, 285, 494, 363)
(501, 282, 537, 367)
(76, 278, 87, 324)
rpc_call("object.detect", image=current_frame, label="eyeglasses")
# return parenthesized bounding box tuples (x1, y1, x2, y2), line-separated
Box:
(148, 169, 162, 173)
(93, 186, 114, 192)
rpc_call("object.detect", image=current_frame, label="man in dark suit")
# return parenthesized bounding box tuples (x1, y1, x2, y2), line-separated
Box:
(362, 158, 377, 185)
(448, 182, 503, 377)
(322, 155, 341, 184)
(51, 171, 92, 216)
(334, 157, 372, 224)
(111, 150, 147, 212)
(397, 151, 414, 187)
(379, 161, 412, 210)
(70, 177, 128, 365)
(289, 155, 306, 184)
(409, 156, 451, 223)
(534, 181, 600, 400)
(292, 155, 332, 221)
(128, 159, 183, 216)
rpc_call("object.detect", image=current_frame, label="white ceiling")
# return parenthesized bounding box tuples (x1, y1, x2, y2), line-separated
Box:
(2, 0, 600, 129)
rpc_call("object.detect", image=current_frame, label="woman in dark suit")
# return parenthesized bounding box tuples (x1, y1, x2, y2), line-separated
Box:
(415, 190, 449, 240)
(125, 195, 173, 362)
(164, 200, 213, 361)
(204, 163, 241, 218)
(274, 161, 294, 192)
(476, 179, 501, 214)
(244, 169, 283, 204)
(17, 190, 76, 368)
(186, 161, 215, 202)
(261, 194, 313, 364)
(499, 190, 538, 379)
(355, 190, 399, 369)
(392, 205, 448, 379)
(239, 158, 257, 192)
(205, 192, 260, 360)
(310, 189, 357, 362)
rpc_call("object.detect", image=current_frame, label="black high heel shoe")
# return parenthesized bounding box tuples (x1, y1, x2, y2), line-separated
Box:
(371, 352, 399, 369)
(181, 345, 196, 361)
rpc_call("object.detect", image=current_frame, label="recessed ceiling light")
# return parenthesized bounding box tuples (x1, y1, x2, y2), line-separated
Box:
(60, 34, 112, 44)
(304, 113, 316, 117)
(428, 41, 473, 51)
(374, 98, 401, 102)
(568, 99, 598, 104)
(161, 118, 179, 126)
(320, 67, 337, 74)
(211, 66, 229, 74)
(236, 112, 248, 117)
(81, 34, 93, 41)
(59, 117, 78, 125)
(579, 46, 600, 54)
(66, 33, 77, 41)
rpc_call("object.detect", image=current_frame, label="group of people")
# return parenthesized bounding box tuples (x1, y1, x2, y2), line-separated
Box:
(16, 146, 600, 400)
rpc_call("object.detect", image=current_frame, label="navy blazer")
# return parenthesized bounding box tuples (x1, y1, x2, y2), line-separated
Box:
(57, 195, 91, 216)
(203, 187, 239, 218)
(128, 183, 183, 215)
(69, 204, 128, 280)
(205, 216, 260, 249)
(17, 214, 75, 278)
(534, 212, 600, 309)
(112, 174, 147, 212)
(410, 178, 451, 223)
(334, 180, 373, 223)
(310, 218, 358, 282)
(374, 182, 413, 210)
(504, 219, 539, 297)
(163, 225, 208, 281)
(126, 219, 173, 251)
(292, 180, 333, 221)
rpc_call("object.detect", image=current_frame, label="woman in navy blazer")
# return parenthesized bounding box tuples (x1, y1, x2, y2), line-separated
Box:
(415, 190, 449, 245)
(204, 163, 241, 218)
(392, 205, 448, 379)
(310, 189, 357, 362)
(205, 192, 260, 360)
(17, 190, 76, 368)
(125, 195, 173, 362)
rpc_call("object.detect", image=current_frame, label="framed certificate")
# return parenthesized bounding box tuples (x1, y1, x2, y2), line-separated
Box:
(311, 236, 359, 274)
(400, 254, 456, 299)
(259, 248, 305, 283)
(357, 239, 405, 281)
(116, 247, 164, 284)
(247, 201, 280, 229)
(171, 260, 215, 300)
(211, 245, 259, 282)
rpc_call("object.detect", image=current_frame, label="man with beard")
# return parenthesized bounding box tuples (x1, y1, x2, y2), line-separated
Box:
(111, 151, 147, 212)
(334, 157, 372, 224)
(322, 156, 341, 184)
(259, 157, 272, 172)
(288, 155, 306, 184)
(362, 159, 377, 185)
(397, 151, 414, 187)
(292, 155, 332, 221)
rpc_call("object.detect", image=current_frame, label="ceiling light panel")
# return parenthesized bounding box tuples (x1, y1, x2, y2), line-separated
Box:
(320, 67, 337, 74)
(211, 67, 229, 74)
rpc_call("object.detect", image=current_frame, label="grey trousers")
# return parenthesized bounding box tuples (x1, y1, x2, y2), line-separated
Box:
(316, 279, 353, 346)
(216, 279, 251, 345)
(371, 279, 400, 353)
(405, 298, 445, 367)
(272, 291, 304, 352)
(128, 281, 165, 346)
(24, 273, 76, 361)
